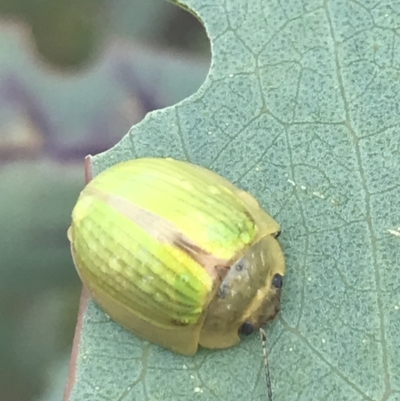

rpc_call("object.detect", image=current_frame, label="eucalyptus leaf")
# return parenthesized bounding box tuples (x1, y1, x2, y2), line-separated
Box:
(67, 0, 400, 400)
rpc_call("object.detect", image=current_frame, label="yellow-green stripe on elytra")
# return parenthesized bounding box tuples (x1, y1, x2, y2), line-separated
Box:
(68, 157, 286, 355)
(89, 159, 257, 261)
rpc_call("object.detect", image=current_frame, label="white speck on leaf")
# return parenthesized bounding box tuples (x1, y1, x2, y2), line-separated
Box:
(312, 191, 325, 199)
(387, 228, 400, 237)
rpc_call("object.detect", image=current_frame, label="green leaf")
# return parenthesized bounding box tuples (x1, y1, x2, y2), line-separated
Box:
(67, 0, 400, 400)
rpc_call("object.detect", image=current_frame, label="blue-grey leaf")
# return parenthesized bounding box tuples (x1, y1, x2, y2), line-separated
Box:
(68, 0, 400, 400)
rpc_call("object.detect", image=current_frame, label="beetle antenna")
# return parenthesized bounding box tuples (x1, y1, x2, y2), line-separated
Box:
(259, 328, 273, 401)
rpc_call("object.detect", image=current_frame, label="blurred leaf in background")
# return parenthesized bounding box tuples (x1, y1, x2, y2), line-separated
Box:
(0, 1, 210, 400)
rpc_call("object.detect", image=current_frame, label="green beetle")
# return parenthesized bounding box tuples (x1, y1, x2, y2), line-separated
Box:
(68, 158, 285, 355)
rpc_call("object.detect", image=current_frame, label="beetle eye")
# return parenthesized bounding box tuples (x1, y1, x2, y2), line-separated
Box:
(239, 321, 254, 336)
(274, 229, 281, 238)
(272, 273, 283, 289)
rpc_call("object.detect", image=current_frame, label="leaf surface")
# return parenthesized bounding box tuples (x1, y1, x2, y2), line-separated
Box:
(67, 1, 400, 400)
